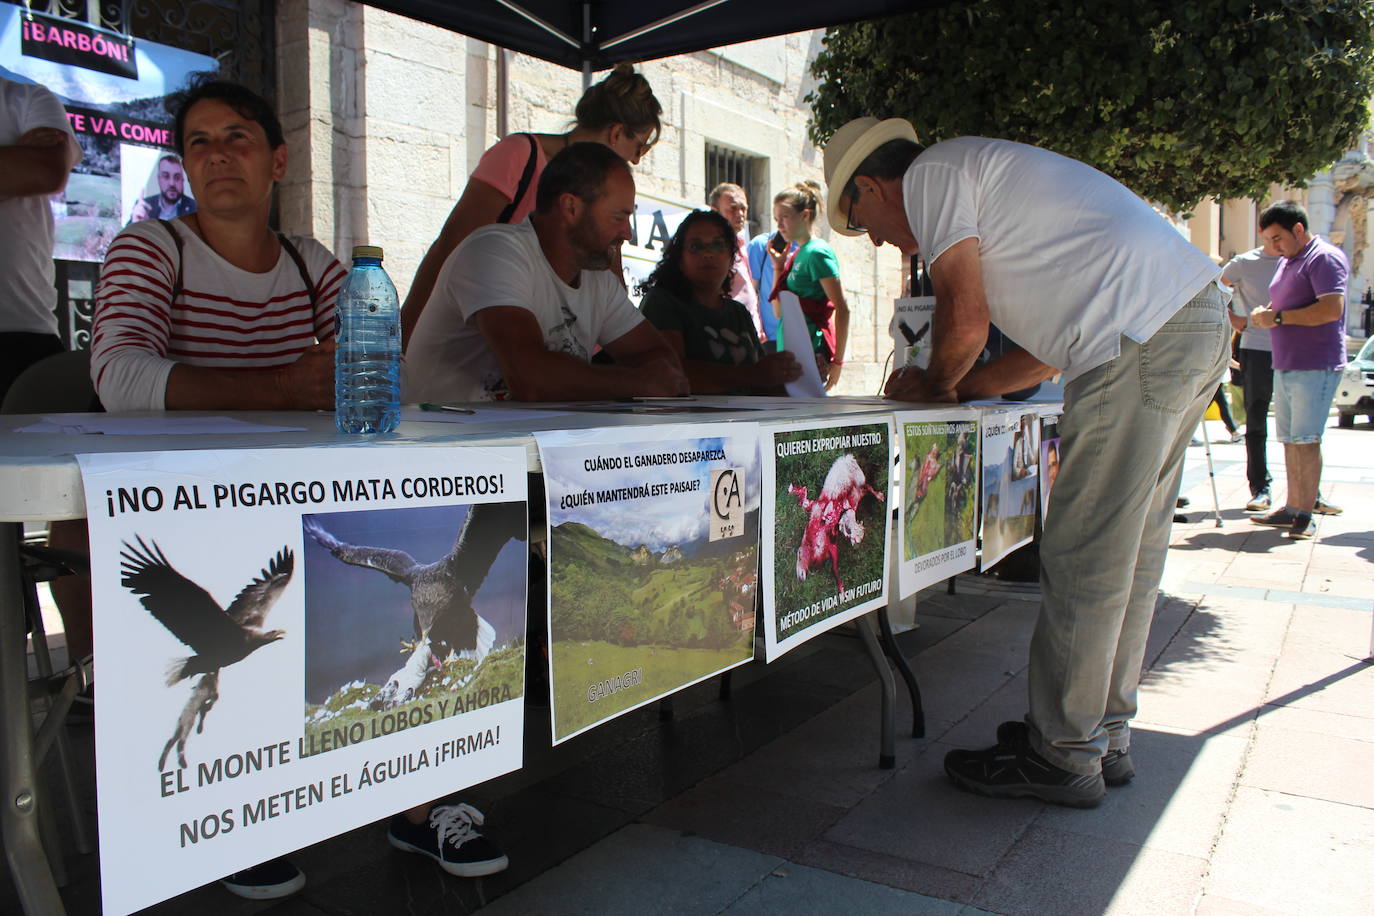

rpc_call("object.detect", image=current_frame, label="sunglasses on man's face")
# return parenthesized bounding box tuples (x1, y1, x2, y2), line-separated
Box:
(686, 239, 731, 254)
(845, 184, 865, 234)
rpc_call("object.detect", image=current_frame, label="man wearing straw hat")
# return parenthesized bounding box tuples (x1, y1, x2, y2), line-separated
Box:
(825, 118, 1225, 807)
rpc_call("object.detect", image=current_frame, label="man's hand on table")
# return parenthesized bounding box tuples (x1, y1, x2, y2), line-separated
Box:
(635, 354, 691, 397)
(884, 365, 958, 403)
(752, 351, 802, 387)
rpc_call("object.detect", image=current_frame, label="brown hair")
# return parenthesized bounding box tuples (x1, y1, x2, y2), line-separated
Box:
(774, 180, 823, 220)
(575, 63, 662, 148)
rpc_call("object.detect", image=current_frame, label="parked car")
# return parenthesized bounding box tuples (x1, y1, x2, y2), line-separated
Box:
(1336, 336, 1374, 427)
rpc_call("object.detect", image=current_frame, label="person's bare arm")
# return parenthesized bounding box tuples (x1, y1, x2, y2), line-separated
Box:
(953, 346, 1059, 401)
(818, 275, 849, 390)
(1250, 293, 1344, 328)
(401, 179, 511, 350)
(0, 127, 73, 198)
(921, 237, 990, 399)
(473, 308, 688, 401)
(163, 341, 335, 410)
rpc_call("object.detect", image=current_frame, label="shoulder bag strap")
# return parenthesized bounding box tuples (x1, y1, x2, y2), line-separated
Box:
(495, 133, 539, 224)
(276, 233, 319, 310)
(157, 219, 185, 299)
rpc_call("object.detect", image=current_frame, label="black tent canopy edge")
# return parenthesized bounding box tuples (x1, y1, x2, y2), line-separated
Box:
(358, 0, 928, 71)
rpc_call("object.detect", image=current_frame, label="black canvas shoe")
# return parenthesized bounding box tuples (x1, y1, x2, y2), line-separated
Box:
(947, 722, 1105, 808)
(1102, 747, 1136, 786)
(1253, 508, 1297, 527)
(221, 858, 305, 900)
(388, 803, 509, 877)
(996, 721, 1135, 787)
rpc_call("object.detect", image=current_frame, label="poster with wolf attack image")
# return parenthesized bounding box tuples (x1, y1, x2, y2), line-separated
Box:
(895, 408, 979, 598)
(762, 418, 892, 661)
(980, 408, 1040, 571)
(536, 423, 760, 744)
(77, 445, 525, 916)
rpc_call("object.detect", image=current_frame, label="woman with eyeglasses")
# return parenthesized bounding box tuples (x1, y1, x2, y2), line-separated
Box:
(401, 63, 662, 348)
(768, 180, 850, 390)
(640, 210, 800, 394)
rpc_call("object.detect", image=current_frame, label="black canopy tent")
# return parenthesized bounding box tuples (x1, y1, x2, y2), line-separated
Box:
(356, 0, 929, 72)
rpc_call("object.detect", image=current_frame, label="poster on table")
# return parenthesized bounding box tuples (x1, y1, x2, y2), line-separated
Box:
(622, 190, 691, 305)
(1040, 413, 1061, 518)
(536, 424, 760, 744)
(762, 418, 893, 660)
(889, 296, 937, 370)
(894, 408, 979, 598)
(79, 446, 528, 915)
(979, 408, 1040, 570)
(0, 5, 212, 263)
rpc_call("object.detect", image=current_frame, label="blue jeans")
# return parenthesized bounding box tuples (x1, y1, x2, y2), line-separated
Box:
(1274, 368, 1340, 444)
(1028, 286, 1228, 775)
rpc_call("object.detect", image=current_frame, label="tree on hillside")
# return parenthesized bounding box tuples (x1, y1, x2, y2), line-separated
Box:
(807, 0, 1374, 211)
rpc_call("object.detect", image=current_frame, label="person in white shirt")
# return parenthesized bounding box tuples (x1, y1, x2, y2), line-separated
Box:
(708, 181, 765, 341)
(0, 75, 82, 402)
(407, 142, 685, 402)
(826, 118, 1225, 807)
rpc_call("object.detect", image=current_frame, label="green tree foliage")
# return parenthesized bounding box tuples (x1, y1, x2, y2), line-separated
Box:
(807, 0, 1374, 210)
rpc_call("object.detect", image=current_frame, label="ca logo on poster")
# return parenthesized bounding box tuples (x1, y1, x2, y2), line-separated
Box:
(710, 467, 744, 541)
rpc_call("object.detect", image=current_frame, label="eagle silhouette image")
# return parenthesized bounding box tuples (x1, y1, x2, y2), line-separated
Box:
(119, 537, 294, 769)
(303, 501, 526, 708)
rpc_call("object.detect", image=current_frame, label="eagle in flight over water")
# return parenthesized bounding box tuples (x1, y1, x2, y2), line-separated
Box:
(303, 501, 526, 708)
(120, 537, 294, 769)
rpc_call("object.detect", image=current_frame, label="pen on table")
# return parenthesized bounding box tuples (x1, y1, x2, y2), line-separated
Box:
(418, 402, 477, 414)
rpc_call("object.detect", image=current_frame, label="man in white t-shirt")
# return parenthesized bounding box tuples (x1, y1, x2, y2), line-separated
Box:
(408, 142, 685, 402)
(0, 75, 82, 403)
(709, 181, 764, 341)
(826, 118, 1225, 808)
(1220, 236, 1281, 511)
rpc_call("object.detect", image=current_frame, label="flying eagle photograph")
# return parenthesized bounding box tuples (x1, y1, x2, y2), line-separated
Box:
(301, 501, 527, 737)
(119, 536, 294, 769)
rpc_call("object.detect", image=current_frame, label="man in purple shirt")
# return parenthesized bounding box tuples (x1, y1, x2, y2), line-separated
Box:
(1248, 200, 1348, 540)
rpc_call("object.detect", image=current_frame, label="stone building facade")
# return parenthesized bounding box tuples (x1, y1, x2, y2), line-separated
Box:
(275, 0, 905, 395)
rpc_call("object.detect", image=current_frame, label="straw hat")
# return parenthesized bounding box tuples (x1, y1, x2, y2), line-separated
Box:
(823, 117, 920, 236)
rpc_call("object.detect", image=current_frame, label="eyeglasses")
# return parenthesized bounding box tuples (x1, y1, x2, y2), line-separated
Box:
(633, 130, 655, 159)
(844, 184, 865, 233)
(686, 239, 731, 254)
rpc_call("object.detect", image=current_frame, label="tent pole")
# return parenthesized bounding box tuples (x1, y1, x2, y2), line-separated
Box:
(582, 2, 593, 89)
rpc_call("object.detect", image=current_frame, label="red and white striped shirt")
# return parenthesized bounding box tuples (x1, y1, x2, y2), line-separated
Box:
(91, 219, 345, 410)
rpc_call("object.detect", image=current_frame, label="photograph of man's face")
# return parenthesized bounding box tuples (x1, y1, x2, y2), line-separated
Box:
(157, 156, 185, 205)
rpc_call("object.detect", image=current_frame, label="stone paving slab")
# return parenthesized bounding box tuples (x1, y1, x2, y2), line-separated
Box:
(792, 839, 983, 905)
(972, 824, 1208, 916)
(1203, 786, 1374, 916)
(477, 824, 784, 916)
(1239, 726, 1374, 808)
(719, 862, 964, 915)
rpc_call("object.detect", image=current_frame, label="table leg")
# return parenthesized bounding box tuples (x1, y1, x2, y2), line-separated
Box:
(856, 613, 895, 769)
(876, 607, 924, 738)
(1, 522, 67, 915)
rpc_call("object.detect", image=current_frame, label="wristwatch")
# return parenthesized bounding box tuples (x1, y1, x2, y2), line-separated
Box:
(1273, 311, 1284, 326)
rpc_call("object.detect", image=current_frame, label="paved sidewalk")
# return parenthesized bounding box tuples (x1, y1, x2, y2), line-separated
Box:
(4, 417, 1371, 915)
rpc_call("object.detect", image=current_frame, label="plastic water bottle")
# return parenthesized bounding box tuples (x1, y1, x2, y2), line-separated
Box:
(335, 245, 400, 434)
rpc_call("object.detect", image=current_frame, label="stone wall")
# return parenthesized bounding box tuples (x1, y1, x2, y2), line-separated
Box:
(275, 1, 905, 395)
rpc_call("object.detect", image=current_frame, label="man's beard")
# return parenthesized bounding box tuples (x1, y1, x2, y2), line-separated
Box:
(570, 213, 613, 270)
(161, 190, 181, 205)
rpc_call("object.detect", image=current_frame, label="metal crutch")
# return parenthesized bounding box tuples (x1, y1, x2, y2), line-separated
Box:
(1199, 421, 1223, 527)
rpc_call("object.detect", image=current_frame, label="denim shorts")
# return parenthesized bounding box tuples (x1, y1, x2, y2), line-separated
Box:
(1274, 368, 1341, 444)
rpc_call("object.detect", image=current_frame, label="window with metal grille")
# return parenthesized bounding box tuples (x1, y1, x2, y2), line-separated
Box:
(705, 143, 765, 238)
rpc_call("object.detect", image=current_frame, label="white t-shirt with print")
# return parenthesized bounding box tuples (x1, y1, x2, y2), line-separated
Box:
(903, 137, 1219, 384)
(407, 219, 647, 402)
(0, 77, 82, 335)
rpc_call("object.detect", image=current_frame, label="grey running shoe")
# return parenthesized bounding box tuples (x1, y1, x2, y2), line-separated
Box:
(946, 721, 1105, 808)
(1102, 748, 1135, 786)
(1245, 490, 1271, 512)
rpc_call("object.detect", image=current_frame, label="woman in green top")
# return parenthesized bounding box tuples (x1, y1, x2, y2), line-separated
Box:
(768, 180, 851, 391)
(640, 210, 800, 394)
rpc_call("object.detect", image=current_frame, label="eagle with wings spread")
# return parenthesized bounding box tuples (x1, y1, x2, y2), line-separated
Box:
(120, 536, 294, 769)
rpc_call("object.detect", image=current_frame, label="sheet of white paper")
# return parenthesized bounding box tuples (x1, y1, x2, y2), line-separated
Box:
(400, 406, 573, 424)
(778, 291, 826, 398)
(19, 415, 306, 435)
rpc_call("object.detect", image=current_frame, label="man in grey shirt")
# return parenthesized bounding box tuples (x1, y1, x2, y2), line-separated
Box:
(1220, 237, 1280, 511)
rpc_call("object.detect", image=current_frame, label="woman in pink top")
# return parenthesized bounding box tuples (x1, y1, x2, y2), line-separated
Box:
(401, 63, 662, 348)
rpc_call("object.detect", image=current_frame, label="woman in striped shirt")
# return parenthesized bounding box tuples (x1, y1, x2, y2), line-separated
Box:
(90, 79, 345, 411)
